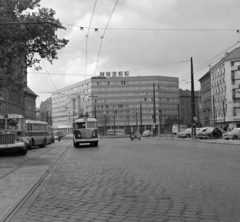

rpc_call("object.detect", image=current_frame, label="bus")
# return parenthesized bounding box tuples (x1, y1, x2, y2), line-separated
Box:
(73, 116, 99, 147)
(0, 114, 28, 155)
(25, 120, 51, 149)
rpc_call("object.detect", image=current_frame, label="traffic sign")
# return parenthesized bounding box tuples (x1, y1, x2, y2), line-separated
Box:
(193, 116, 197, 122)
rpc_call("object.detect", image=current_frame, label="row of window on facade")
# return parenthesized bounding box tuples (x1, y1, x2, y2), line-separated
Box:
(92, 86, 178, 91)
(92, 80, 177, 86)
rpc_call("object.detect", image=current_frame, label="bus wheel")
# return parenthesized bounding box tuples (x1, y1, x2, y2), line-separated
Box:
(40, 139, 46, 148)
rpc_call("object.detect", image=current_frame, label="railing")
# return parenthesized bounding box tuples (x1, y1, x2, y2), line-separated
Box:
(0, 133, 16, 144)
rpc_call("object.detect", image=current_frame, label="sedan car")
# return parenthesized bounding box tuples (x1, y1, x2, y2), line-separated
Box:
(177, 128, 201, 138)
(142, 130, 153, 137)
(223, 128, 240, 140)
(197, 127, 225, 139)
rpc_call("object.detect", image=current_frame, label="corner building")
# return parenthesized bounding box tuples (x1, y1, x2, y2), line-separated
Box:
(52, 74, 179, 134)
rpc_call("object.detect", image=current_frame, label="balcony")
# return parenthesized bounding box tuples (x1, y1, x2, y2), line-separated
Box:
(232, 73, 240, 80)
(233, 103, 240, 108)
(231, 65, 238, 71)
(233, 93, 240, 98)
(232, 84, 240, 89)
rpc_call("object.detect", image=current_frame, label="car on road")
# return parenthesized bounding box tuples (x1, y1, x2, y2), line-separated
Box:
(223, 128, 240, 140)
(197, 127, 225, 139)
(142, 130, 153, 137)
(177, 128, 201, 138)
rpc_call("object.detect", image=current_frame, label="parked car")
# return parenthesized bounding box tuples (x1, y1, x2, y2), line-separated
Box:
(197, 127, 225, 139)
(142, 130, 153, 137)
(177, 128, 201, 138)
(223, 128, 240, 140)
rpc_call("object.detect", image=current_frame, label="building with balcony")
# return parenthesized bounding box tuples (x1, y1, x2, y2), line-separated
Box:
(51, 72, 179, 134)
(210, 47, 240, 129)
(198, 71, 212, 127)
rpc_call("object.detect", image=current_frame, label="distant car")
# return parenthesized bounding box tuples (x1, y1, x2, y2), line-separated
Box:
(197, 127, 225, 139)
(223, 128, 240, 140)
(177, 128, 201, 138)
(142, 130, 153, 137)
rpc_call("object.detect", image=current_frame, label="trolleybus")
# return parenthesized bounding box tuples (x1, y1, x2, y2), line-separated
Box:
(0, 114, 28, 155)
(25, 119, 51, 149)
(73, 116, 99, 147)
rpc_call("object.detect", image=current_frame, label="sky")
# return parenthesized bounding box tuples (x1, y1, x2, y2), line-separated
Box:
(27, 0, 240, 107)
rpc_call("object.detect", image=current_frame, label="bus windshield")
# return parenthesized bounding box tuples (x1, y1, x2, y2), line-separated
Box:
(0, 117, 24, 130)
(75, 122, 97, 129)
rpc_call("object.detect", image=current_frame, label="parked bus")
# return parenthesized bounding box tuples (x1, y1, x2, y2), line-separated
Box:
(73, 116, 99, 147)
(0, 114, 28, 155)
(25, 120, 51, 149)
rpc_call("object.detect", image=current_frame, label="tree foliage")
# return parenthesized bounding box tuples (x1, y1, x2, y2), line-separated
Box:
(0, 0, 69, 90)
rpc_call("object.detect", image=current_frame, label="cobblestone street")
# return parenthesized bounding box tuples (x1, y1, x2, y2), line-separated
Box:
(9, 138, 240, 222)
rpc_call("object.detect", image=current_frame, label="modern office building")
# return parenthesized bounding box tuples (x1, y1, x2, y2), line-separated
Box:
(210, 47, 240, 129)
(51, 72, 179, 134)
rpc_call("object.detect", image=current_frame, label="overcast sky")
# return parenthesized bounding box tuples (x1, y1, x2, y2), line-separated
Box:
(28, 0, 240, 107)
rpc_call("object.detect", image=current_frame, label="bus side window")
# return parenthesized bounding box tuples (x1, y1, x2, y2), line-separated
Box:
(29, 124, 32, 131)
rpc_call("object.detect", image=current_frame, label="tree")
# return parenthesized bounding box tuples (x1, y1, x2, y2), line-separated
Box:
(164, 116, 181, 127)
(0, 0, 69, 90)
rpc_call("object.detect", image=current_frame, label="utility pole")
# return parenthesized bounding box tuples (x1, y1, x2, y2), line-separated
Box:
(159, 109, 162, 134)
(213, 95, 216, 127)
(153, 83, 156, 135)
(191, 57, 196, 137)
(114, 112, 116, 135)
(104, 114, 106, 135)
(178, 104, 180, 133)
(140, 101, 143, 135)
(223, 100, 225, 127)
(136, 110, 138, 132)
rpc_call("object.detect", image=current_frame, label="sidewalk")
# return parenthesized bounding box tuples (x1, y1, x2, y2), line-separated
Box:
(156, 134, 240, 145)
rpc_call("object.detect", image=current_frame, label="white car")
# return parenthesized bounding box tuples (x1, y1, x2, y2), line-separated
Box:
(223, 128, 240, 140)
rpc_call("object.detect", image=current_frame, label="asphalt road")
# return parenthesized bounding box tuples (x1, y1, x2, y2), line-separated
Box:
(3, 138, 240, 222)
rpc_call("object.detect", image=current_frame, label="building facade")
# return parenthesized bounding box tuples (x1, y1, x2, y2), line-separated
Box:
(179, 89, 200, 127)
(24, 87, 38, 120)
(39, 97, 52, 125)
(51, 74, 179, 134)
(198, 71, 212, 127)
(210, 47, 240, 129)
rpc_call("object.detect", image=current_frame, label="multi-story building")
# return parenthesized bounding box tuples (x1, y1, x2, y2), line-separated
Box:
(51, 72, 179, 134)
(39, 97, 52, 125)
(24, 87, 38, 120)
(198, 71, 212, 127)
(179, 89, 200, 126)
(210, 47, 240, 129)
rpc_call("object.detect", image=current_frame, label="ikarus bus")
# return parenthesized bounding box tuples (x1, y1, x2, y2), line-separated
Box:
(73, 116, 99, 147)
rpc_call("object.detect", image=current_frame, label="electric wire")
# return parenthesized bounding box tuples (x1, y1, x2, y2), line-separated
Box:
(85, 0, 98, 81)
(42, 60, 59, 92)
(94, 0, 119, 76)
(62, 23, 240, 32)
(178, 41, 240, 82)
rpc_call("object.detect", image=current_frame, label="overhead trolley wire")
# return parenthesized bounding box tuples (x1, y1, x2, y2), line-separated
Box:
(94, 0, 119, 76)
(84, 0, 98, 82)
(178, 41, 240, 82)
(62, 23, 240, 32)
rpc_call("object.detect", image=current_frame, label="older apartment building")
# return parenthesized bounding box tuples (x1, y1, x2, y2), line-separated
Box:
(209, 47, 240, 129)
(51, 72, 179, 134)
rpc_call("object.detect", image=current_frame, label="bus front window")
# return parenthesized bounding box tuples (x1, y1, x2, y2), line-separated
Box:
(86, 122, 96, 128)
(7, 118, 22, 130)
(76, 122, 86, 129)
